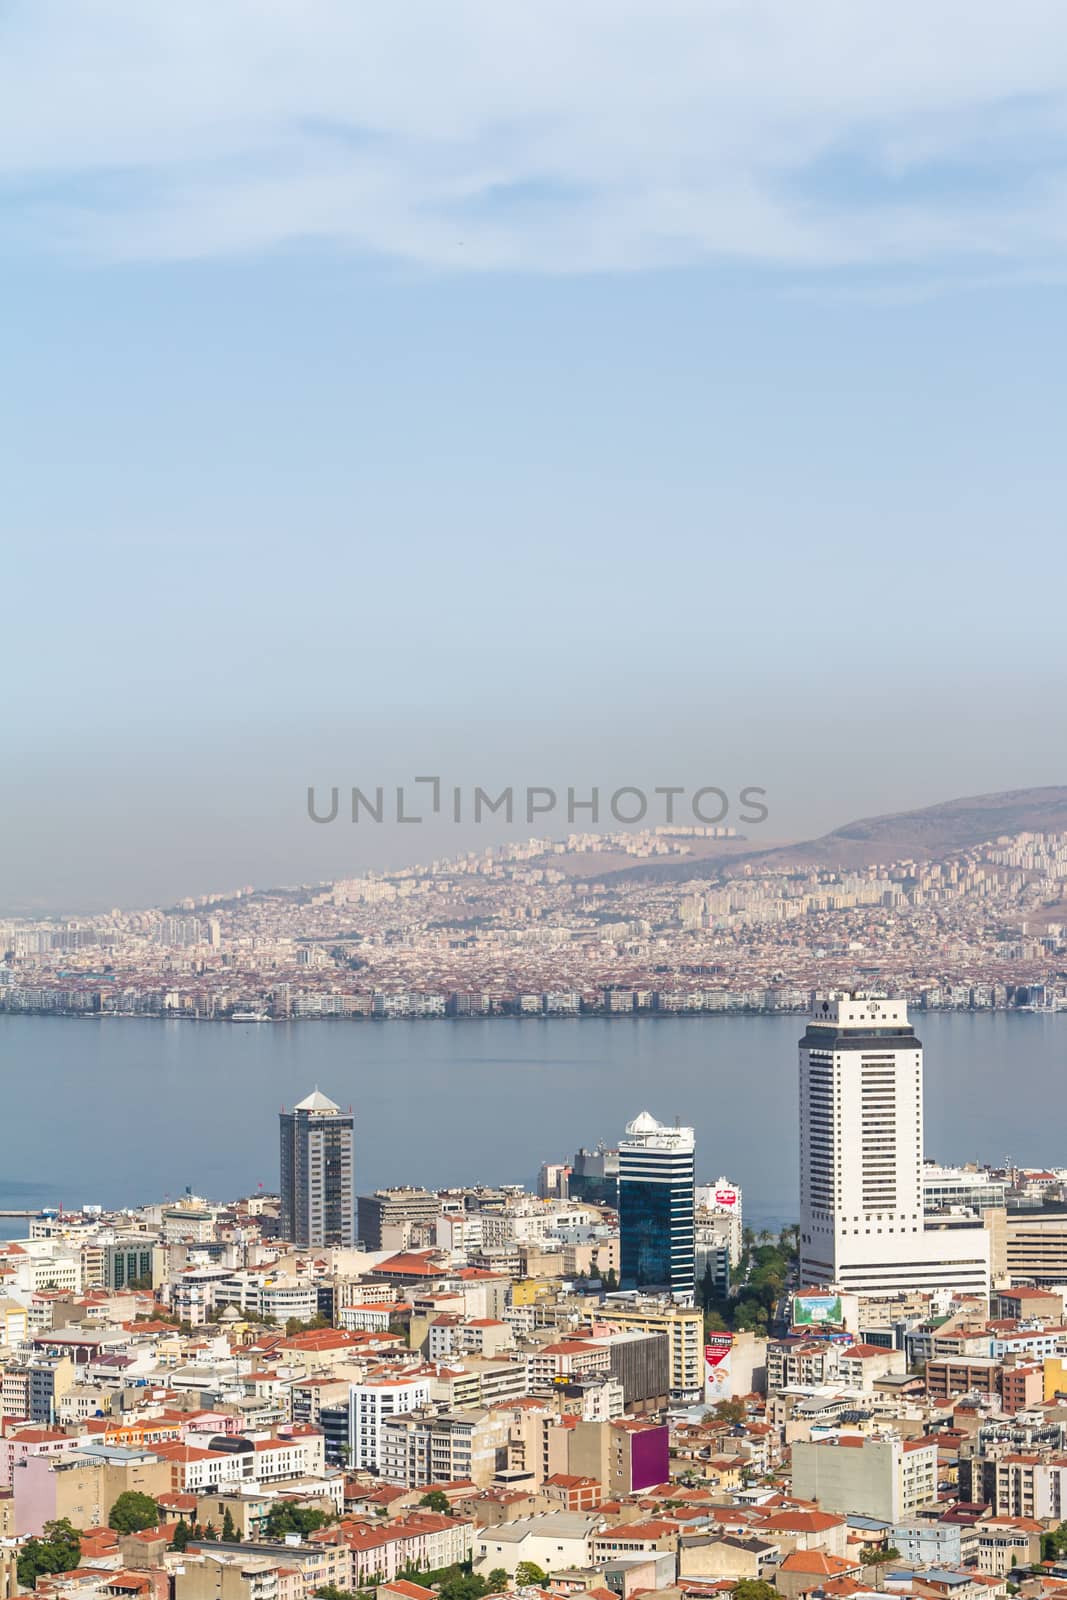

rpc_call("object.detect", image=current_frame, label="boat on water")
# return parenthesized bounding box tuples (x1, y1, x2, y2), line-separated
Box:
(230, 1011, 272, 1023)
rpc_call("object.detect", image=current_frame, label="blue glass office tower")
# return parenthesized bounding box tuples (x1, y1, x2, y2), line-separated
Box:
(619, 1111, 696, 1303)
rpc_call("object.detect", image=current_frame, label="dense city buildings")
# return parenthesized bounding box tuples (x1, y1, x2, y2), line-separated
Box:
(8, 821, 1067, 1020)
(5, 1054, 1067, 1600)
(618, 1112, 696, 1303)
(279, 1090, 356, 1248)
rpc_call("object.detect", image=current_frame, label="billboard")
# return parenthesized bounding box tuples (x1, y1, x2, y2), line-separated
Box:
(713, 1188, 739, 1209)
(792, 1292, 844, 1326)
(705, 1333, 734, 1401)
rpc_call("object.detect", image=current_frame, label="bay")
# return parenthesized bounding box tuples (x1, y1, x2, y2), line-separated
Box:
(0, 1012, 1061, 1228)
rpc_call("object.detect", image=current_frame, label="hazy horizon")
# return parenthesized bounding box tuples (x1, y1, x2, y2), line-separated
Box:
(5, 3, 1067, 910)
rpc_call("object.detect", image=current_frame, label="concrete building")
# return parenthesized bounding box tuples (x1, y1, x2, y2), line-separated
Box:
(568, 1145, 619, 1207)
(349, 1375, 431, 1472)
(13, 1446, 170, 1535)
(1005, 1210, 1067, 1285)
(357, 1189, 441, 1252)
(378, 1406, 510, 1488)
(101, 1240, 159, 1291)
(279, 1089, 355, 1248)
(798, 995, 990, 1295)
(695, 1178, 743, 1265)
(473, 1511, 607, 1576)
(790, 1433, 939, 1521)
(601, 1298, 704, 1404)
(567, 1418, 670, 1497)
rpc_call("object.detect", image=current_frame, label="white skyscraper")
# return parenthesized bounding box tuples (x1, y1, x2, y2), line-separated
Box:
(798, 994, 989, 1296)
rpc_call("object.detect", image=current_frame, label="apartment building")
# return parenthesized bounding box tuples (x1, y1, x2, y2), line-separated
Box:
(791, 1433, 939, 1521)
(599, 1299, 703, 1403)
(348, 1376, 431, 1472)
(378, 1406, 510, 1488)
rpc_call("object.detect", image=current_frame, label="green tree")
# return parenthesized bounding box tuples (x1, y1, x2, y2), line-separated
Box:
(860, 1546, 900, 1566)
(221, 1508, 238, 1543)
(514, 1562, 548, 1588)
(713, 1397, 746, 1425)
(171, 1521, 190, 1553)
(487, 1571, 509, 1592)
(109, 1490, 160, 1534)
(438, 1575, 492, 1600)
(202, 1523, 219, 1542)
(419, 1490, 451, 1514)
(732, 1583, 779, 1600)
(285, 1313, 331, 1336)
(734, 1297, 768, 1332)
(17, 1519, 81, 1590)
(264, 1503, 332, 1540)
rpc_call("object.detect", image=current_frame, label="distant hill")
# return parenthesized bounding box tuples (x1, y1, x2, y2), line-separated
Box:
(603, 785, 1067, 885)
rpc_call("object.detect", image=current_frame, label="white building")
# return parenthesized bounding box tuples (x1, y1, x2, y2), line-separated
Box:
(922, 1162, 1007, 1214)
(474, 1512, 607, 1577)
(798, 995, 989, 1296)
(695, 1177, 743, 1266)
(348, 1375, 431, 1471)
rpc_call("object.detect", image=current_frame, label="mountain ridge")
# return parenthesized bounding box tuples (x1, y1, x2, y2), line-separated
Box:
(600, 783, 1067, 885)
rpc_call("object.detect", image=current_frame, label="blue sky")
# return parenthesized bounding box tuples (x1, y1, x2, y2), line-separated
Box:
(4, 1, 1067, 909)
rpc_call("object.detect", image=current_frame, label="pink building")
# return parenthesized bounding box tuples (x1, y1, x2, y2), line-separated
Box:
(0, 1429, 81, 1490)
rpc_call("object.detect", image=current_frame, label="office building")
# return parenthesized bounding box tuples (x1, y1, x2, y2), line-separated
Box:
(568, 1144, 619, 1207)
(695, 1175, 743, 1267)
(357, 1187, 440, 1251)
(619, 1111, 695, 1302)
(798, 995, 989, 1295)
(599, 1300, 703, 1404)
(279, 1088, 355, 1247)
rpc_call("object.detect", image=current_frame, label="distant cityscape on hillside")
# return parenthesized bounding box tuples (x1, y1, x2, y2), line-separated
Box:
(6, 794, 1067, 1020)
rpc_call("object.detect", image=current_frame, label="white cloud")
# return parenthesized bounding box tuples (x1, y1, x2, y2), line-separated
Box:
(3, 0, 1067, 272)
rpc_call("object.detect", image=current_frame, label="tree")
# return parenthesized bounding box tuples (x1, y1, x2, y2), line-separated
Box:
(419, 1490, 451, 1514)
(202, 1523, 220, 1542)
(515, 1562, 548, 1588)
(438, 1575, 492, 1600)
(713, 1397, 746, 1425)
(109, 1490, 160, 1534)
(171, 1521, 190, 1553)
(17, 1519, 81, 1590)
(264, 1503, 332, 1540)
(732, 1583, 779, 1600)
(860, 1545, 900, 1566)
(221, 1508, 238, 1543)
(487, 1571, 509, 1592)
(286, 1313, 330, 1336)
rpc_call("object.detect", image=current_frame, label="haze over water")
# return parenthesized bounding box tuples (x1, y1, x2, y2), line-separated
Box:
(1, 1013, 1061, 1229)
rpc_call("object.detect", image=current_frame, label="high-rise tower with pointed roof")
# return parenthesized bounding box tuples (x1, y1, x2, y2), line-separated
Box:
(279, 1088, 355, 1247)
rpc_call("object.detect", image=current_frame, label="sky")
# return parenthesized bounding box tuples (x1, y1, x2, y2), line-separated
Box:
(4, 0, 1067, 912)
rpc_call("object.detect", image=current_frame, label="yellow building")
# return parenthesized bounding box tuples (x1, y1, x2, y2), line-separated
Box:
(600, 1301, 704, 1402)
(1043, 1356, 1067, 1402)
